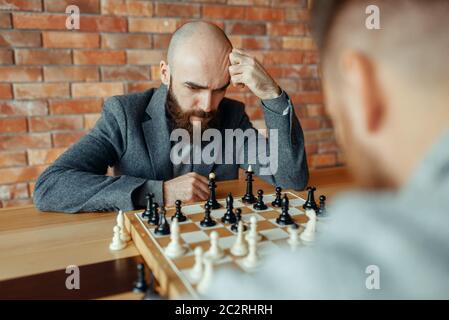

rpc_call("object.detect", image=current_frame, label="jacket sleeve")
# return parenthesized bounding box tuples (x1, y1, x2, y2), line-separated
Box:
(33, 97, 163, 213)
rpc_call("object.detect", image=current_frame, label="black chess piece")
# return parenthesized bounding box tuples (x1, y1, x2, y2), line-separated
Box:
(205, 172, 221, 209)
(154, 209, 170, 235)
(142, 272, 161, 300)
(142, 193, 154, 219)
(221, 193, 237, 224)
(271, 186, 282, 207)
(171, 199, 187, 222)
(133, 263, 147, 293)
(276, 194, 295, 226)
(200, 204, 216, 227)
(303, 186, 319, 211)
(242, 166, 256, 204)
(318, 195, 327, 216)
(231, 208, 247, 233)
(148, 203, 159, 225)
(253, 189, 268, 210)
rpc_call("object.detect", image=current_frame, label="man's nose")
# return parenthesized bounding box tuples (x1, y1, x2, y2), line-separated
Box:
(200, 91, 213, 113)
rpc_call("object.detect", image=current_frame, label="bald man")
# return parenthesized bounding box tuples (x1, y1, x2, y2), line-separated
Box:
(34, 21, 308, 213)
(206, 0, 449, 299)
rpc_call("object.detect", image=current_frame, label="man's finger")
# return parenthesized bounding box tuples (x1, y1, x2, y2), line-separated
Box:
(189, 172, 209, 185)
(232, 48, 250, 57)
(228, 64, 245, 75)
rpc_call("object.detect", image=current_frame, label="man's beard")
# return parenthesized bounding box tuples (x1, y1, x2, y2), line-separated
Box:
(166, 85, 221, 137)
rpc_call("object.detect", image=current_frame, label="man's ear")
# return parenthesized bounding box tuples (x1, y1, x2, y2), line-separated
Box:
(340, 51, 384, 133)
(160, 60, 170, 86)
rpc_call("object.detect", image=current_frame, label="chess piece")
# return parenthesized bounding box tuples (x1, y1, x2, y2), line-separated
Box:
(253, 189, 268, 210)
(109, 225, 126, 251)
(148, 203, 159, 225)
(276, 194, 295, 226)
(205, 172, 221, 209)
(303, 186, 319, 211)
(190, 246, 204, 283)
(164, 218, 186, 258)
(271, 186, 283, 207)
(117, 210, 131, 242)
(318, 195, 327, 216)
(221, 193, 237, 224)
(154, 209, 170, 236)
(242, 165, 256, 204)
(245, 215, 261, 242)
(242, 237, 259, 269)
(231, 208, 247, 233)
(287, 224, 301, 248)
(200, 204, 216, 227)
(197, 258, 213, 295)
(142, 272, 161, 300)
(172, 199, 187, 222)
(133, 263, 147, 293)
(231, 221, 248, 257)
(204, 231, 224, 261)
(300, 209, 317, 242)
(142, 193, 154, 219)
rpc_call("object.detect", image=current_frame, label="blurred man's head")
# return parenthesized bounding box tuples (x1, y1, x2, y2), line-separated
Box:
(311, 0, 449, 189)
(160, 21, 232, 134)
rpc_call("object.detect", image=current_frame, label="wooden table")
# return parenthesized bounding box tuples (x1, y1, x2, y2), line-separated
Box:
(0, 168, 353, 300)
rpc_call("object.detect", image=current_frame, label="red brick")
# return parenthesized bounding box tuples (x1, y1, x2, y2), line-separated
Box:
(49, 98, 102, 115)
(126, 50, 165, 65)
(42, 32, 99, 49)
(27, 148, 66, 166)
(304, 129, 335, 143)
(310, 153, 337, 169)
(0, 49, 13, 64)
(80, 16, 127, 33)
(285, 9, 310, 22)
(129, 18, 177, 33)
(14, 49, 71, 65)
(298, 117, 321, 130)
(282, 37, 316, 50)
(299, 79, 321, 91)
(277, 78, 297, 93)
(267, 23, 306, 36)
(0, 133, 51, 150)
(0, 100, 48, 116)
(52, 132, 86, 147)
(263, 51, 303, 65)
(72, 82, 124, 97)
(14, 83, 70, 99)
(28, 181, 36, 196)
(155, 3, 200, 18)
(203, 5, 245, 19)
(126, 81, 159, 94)
(29, 116, 84, 132)
(152, 34, 171, 49)
(44, 0, 100, 13)
(303, 51, 320, 64)
(101, 0, 153, 16)
(0, 84, 13, 99)
(306, 104, 326, 117)
(241, 37, 282, 50)
(0, 31, 41, 47)
(226, 22, 266, 35)
(150, 66, 160, 80)
(305, 143, 318, 155)
(0, 165, 47, 184)
(0, 0, 42, 11)
(84, 113, 101, 129)
(246, 7, 284, 21)
(101, 66, 150, 81)
(12, 13, 66, 30)
(0, 118, 27, 133)
(0, 13, 12, 28)
(0, 152, 27, 168)
(0, 183, 29, 200)
(0, 66, 42, 82)
(101, 33, 152, 49)
(1, 198, 33, 208)
(43, 66, 99, 82)
(73, 50, 125, 65)
(318, 141, 340, 154)
(227, 0, 269, 4)
(291, 92, 323, 104)
(176, 19, 224, 30)
(273, 0, 307, 7)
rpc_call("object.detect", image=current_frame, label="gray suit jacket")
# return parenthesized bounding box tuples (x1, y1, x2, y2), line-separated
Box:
(34, 84, 308, 213)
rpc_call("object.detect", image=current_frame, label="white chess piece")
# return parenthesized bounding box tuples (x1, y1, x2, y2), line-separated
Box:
(109, 225, 126, 251)
(164, 218, 186, 258)
(117, 210, 131, 242)
(242, 237, 259, 269)
(196, 258, 213, 295)
(287, 224, 301, 248)
(248, 164, 253, 172)
(245, 215, 261, 242)
(190, 246, 204, 283)
(204, 231, 223, 261)
(300, 209, 316, 242)
(231, 221, 248, 256)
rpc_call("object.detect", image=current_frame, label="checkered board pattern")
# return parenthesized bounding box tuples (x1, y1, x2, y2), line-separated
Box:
(134, 191, 308, 298)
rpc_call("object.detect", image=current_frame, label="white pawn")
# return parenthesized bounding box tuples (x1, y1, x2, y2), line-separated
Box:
(231, 221, 248, 257)
(197, 258, 213, 295)
(117, 210, 131, 242)
(190, 246, 204, 283)
(245, 215, 261, 242)
(204, 231, 223, 261)
(300, 209, 316, 243)
(287, 225, 301, 248)
(109, 225, 126, 251)
(164, 218, 185, 258)
(242, 237, 259, 269)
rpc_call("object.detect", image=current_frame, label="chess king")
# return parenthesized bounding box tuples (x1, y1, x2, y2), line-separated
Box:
(33, 21, 308, 213)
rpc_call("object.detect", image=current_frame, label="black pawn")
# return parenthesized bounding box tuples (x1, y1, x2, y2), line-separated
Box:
(133, 263, 147, 293)
(142, 193, 154, 219)
(318, 195, 327, 216)
(276, 194, 295, 226)
(241, 167, 256, 204)
(142, 272, 161, 300)
(221, 193, 237, 224)
(253, 189, 268, 210)
(205, 173, 221, 209)
(172, 200, 187, 222)
(154, 209, 170, 235)
(148, 203, 159, 225)
(231, 208, 247, 233)
(303, 186, 319, 211)
(271, 186, 283, 207)
(200, 204, 216, 227)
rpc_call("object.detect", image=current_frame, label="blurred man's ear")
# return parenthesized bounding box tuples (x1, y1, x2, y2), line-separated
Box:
(160, 60, 170, 87)
(341, 51, 384, 134)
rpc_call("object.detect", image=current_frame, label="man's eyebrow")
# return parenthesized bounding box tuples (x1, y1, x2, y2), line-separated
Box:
(184, 81, 230, 91)
(215, 80, 230, 91)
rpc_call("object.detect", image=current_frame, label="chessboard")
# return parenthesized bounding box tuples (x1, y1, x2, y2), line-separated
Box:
(124, 189, 316, 299)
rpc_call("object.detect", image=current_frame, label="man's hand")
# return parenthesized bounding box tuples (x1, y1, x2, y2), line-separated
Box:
(229, 48, 281, 100)
(163, 172, 210, 206)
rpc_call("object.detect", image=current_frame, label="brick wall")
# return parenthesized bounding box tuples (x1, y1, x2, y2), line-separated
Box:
(0, 0, 342, 208)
